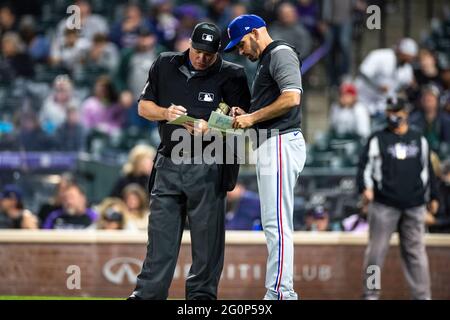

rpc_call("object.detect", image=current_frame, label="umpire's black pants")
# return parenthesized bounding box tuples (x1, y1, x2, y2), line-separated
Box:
(131, 154, 226, 300)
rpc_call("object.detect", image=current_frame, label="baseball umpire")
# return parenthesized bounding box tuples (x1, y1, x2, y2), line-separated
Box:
(226, 15, 306, 300)
(357, 97, 439, 300)
(129, 22, 251, 300)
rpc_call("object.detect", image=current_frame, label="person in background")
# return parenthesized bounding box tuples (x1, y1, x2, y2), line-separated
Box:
(55, 0, 108, 42)
(0, 5, 17, 39)
(54, 105, 86, 152)
(148, 0, 179, 50)
(355, 38, 418, 118)
(110, 3, 153, 49)
(18, 15, 50, 63)
(80, 75, 124, 136)
(329, 82, 371, 139)
(0, 31, 34, 82)
(357, 97, 438, 300)
(42, 183, 98, 230)
(269, 2, 312, 60)
(304, 206, 330, 231)
(409, 84, 450, 153)
(15, 111, 55, 151)
(121, 184, 149, 231)
(0, 185, 38, 229)
(85, 33, 119, 75)
(110, 144, 156, 198)
(37, 173, 75, 227)
(225, 182, 261, 230)
(96, 197, 129, 230)
(39, 74, 81, 133)
(427, 159, 450, 233)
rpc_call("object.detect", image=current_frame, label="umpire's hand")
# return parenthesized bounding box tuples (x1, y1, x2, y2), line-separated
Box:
(165, 104, 187, 122)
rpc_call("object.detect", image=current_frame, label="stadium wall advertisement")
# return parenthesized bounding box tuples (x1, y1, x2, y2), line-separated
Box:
(0, 231, 449, 299)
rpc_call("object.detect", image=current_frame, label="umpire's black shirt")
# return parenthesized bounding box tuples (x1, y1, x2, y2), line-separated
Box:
(140, 50, 251, 157)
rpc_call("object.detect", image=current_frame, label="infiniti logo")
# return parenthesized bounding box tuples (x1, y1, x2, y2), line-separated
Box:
(103, 257, 142, 285)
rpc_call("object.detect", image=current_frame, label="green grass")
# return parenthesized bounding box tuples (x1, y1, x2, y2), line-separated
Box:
(0, 296, 124, 300)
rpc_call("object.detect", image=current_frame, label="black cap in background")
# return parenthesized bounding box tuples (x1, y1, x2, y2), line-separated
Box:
(191, 22, 221, 53)
(386, 97, 407, 112)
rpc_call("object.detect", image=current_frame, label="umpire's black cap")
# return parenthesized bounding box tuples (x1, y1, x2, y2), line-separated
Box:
(191, 22, 221, 53)
(386, 97, 407, 112)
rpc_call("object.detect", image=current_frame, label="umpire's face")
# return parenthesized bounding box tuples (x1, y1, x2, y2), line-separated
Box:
(189, 46, 218, 70)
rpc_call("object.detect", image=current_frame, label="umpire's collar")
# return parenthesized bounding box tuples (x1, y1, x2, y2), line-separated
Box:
(171, 49, 223, 79)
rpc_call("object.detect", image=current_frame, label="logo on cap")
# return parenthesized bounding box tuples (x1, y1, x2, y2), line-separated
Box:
(202, 33, 214, 42)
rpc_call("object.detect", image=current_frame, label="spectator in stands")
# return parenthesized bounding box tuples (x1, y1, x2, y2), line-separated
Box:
(174, 4, 204, 39)
(409, 84, 450, 153)
(0, 5, 17, 39)
(80, 75, 124, 136)
(225, 182, 261, 230)
(55, 105, 85, 152)
(424, 11, 450, 59)
(15, 111, 55, 151)
(18, 15, 50, 63)
(39, 74, 81, 133)
(270, 2, 312, 60)
(42, 183, 98, 229)
(206, 0, 232, 31)
(427, 159, 450, 233)
(342, 201, 369, 233)
(55, 0, 108, 42)
(110, 3, 153, 49)
(329, 82, 371, 139)
(0, 185, 38, 229)
(304, 206, 330, 231)
(110, 144, 156, 197)
(121, 184, 149, 231)
(37, 173, 75, 227)
(149, 0, 179, 50)
(85, 33, 119, 75)
(295, 0, 320, 40)
(321, 0, 355, 87)
(50, 28, 90, 75)
(115, 26, 164, 100)
(355, 38, 418, 117)
(96, 197, 128, 230)
(439, 56, 450, 108)
(408, 48, 442, 106)
(0, 31, 34, 82)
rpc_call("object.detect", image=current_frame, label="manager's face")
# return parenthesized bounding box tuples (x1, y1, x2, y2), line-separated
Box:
(237, 32, 260, 62)
(189, 45, 217, 70)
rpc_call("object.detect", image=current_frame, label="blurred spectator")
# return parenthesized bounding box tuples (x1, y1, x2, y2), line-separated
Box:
(42, 183, 98, 229)
(0, 5, 17, 38)
(85, 33, 119, 75)
(424, 12, 450, 59)
(225, 183, 261, 230)
(427, 159, 450, 233)
(110, 3, 153, 49)
(115, 26, 164, 100)
(206, 0, 232, 31)
(39, 75, 81, 132)
(110, 144, 156, 197)
(80, 75, 124, 135)
(295, 0, 320, 39)
(149, 0, 179, 50)
(269, 2, 312, 60)
(321, 0, 355, 86)
(0, 31, 34, 82)
(55, 0, 108, 42)
(0, 185, 38, 229)
(50, 28, 90, 74)
(355, 38, 418, 117)
(173, 34, 190, 52)
(409, 84, 450, 152)
(342, 201, 368, 232)
(37, 173, 75, 227)
(15, 111, 55, 151)
(304, 206, 330, 231)
(18, 15, 50, 63)
(329, 82, 370, 138)
(121, 184, 149, 231)
(174, 4, 204, 38)
(95, 197, 128, 230)
(439, 56, 450, 108)
(54, 105, 86, 151)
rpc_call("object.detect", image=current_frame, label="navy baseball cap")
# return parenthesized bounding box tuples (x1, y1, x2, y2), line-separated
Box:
(224, 14, 266, 52)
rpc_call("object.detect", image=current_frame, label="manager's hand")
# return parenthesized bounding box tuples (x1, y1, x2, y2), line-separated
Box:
(230, 107, 247, 117)
(233, 114, 255, 129)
